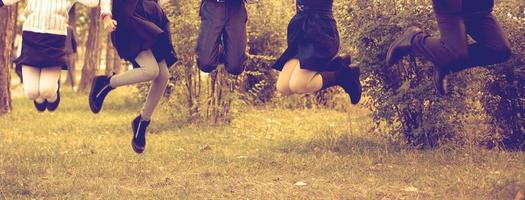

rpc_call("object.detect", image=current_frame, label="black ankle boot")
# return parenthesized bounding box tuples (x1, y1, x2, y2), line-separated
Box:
(89, 76, 113, 114)
(337, 64, 362, 105)
(46, 82, 61, 112)
(131, 115, 150, 154)
(34, 100, 46, 112)
(321, 55, 353, 90)
(332, 54, 362, 105)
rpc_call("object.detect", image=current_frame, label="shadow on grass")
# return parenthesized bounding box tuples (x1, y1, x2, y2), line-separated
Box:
(488, 179, 525, 200)
(149, 117, 194, 133)
(276, 130, 404, 156)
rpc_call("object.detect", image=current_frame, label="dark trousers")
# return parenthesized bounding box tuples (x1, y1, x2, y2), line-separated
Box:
(196, 0, 248, 75)
(412, 1, 512, 73)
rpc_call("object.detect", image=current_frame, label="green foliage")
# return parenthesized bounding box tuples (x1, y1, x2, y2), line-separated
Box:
(482, 1, 525, 150)
(339, 0, 525, 148)
(239, 55, 277, 106)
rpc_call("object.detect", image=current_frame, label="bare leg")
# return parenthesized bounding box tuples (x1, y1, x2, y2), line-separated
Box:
(39, 67, 61, 103)
(109, 49, 160, 88)
(22, 65, 43, 103)
(276, 59, 299, 96)
(289, 64, 323, 94)
(140, 60, 170, 121)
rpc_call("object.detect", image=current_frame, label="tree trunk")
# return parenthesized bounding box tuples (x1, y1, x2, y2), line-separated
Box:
(206, 66, 236, 124)
(0, 4, 18, 114)
(112, 49, 122, 74)
(78, 8, 102, 92)
(104, 34, 114, 76)
(65, 5, 77, 89)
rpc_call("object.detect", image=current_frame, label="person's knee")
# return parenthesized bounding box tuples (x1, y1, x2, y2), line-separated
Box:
(495, 46, 512, 62)
(142, 66, 160, 80)
(449, 49, 469, 65)
(197, 57, 217, 73)
(157, 69, 170, 83)
(39, 87, 57, 100)
(276, 79, 293, 96)
(225, 56, 247, 75)
(24, 88, 40, 100)
(225, 64, 245, 75)
(289, 79, 309, 94)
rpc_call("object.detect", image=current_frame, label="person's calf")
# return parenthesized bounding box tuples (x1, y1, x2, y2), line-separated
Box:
(198, 64, 217, 73)
(197, 57, 219, 73)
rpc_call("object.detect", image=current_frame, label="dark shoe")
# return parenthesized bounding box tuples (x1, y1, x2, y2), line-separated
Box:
(46, 90, 61, 112)
(337, 56, 362, 105)
(433, 65, 448, 96)
(386, 26, 423, 66)
(34, 100, 46, 112)
(89, 76, 113, 114)
(46, 82, 61, 112)
(131, 115, 150, 154)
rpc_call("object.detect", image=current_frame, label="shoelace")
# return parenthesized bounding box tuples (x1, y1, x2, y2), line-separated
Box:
(96, 84, 111, 99)
(135, 121, 142, 139)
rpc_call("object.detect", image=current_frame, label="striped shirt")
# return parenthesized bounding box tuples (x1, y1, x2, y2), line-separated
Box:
(1, 0, 99, 35)
(100, 0, 110, 16)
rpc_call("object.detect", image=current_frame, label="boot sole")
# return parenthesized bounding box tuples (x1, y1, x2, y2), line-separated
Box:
(131, 141, 145, 154)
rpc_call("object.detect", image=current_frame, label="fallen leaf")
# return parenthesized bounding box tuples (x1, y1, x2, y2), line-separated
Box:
(200, 144, 212, 152)
(402, 186, 419, 192)
(295, 181, 307, 186)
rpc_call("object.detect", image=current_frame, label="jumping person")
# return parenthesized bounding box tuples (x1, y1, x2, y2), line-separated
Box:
(273, 0, 362, 104)
(386, 0, 512, 95)
(13, 26, 77, 85)
(1, 0, 100, 112)
(90, 0, 178, 154)
(196, 0, 250, 75)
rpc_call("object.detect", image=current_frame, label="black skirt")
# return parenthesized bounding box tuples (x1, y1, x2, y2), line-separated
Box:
(273, 7, 339, 72)
(15, 31, 68, 70)
(111, 0, 178, 68)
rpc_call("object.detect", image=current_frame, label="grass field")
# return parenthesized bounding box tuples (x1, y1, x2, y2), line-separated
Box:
(1, 87, 524, 199)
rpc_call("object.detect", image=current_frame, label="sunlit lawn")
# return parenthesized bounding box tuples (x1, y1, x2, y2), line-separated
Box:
(1, 87, 524, 199)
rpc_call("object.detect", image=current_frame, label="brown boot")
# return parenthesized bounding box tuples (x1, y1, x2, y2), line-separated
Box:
(386, 26, 423, 66)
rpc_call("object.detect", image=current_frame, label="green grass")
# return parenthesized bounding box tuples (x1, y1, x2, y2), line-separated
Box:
(1, 88, 524, 199)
